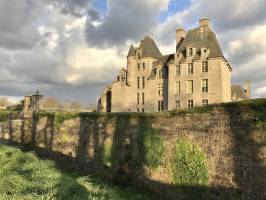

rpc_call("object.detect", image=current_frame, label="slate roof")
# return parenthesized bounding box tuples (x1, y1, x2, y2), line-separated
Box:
(139, 35, 162, 58)
(127, 45, 135, 57)
(231, 85, 248, 100)
(177, 27, 224, 59)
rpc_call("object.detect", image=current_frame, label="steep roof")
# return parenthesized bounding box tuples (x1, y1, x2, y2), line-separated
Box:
(127, 45, 135, 57)
(231, 85, 248, 100)
(177, 27, 224, 59)
(140, 35, 162, 58)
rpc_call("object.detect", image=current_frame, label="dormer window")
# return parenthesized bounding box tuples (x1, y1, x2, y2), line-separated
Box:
(188, 48, 193, 56)
(137, 52, 141, 59)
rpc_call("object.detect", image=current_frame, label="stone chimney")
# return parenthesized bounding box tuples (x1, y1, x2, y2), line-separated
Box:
(199, 18, 210, 27)
(176, 28, 186, 50)
(245, 80, 251, 99)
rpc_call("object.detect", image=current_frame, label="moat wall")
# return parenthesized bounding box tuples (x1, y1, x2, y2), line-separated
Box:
(0, 103, 265, 200)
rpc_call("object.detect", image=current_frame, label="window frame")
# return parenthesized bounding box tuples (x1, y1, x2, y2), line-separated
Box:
(188, 63, 193, 74)
(202, 61, 208, 73)
(187, 80, 194, 94)
(202, 79, 208, 93)
(188, 100, 193, 108)
(176, 100, 180, 109)
(202, 99, 208, 106)
(142, 76, 145, 88)
(176, 81, 180, 95)
(176, 65, 180, 75)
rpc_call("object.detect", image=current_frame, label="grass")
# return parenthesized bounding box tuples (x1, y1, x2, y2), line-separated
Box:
(0, 144, 156, 200)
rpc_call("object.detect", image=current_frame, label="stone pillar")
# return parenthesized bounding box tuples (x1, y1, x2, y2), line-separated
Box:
(23, 90, 43, 116)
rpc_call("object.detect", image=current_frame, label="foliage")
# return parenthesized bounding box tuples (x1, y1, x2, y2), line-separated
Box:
(54, 112, 79, 129)
(0, 144, 156, 200)
(170, 138, 208, 186)
(0, 111, 20, 122)
(143, 129, 165, 169)
(102, 137, 113, 167)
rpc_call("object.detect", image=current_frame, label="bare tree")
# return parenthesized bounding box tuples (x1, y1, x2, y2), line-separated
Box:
(0, 97, 10, 107)
(69, 101, 82, 109)
(41, 96, 60, 108)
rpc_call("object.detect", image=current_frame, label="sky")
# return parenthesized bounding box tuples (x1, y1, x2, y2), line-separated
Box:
(0, 0, 266, 105)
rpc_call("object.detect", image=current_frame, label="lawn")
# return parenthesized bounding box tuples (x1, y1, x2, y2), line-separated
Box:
(0, 144, 155, 200)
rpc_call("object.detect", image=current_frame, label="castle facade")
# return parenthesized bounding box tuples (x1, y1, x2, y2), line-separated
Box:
(98, 19, 249, 112)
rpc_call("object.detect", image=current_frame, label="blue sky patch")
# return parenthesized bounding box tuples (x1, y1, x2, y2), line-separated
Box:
(159, 0, 191, 22)
(91, 0, 108, 16)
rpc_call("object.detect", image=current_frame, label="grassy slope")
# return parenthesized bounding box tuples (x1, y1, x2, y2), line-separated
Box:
(0, 144, 153, 200)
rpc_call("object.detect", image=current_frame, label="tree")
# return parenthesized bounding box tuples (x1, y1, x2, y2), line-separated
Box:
(69, 101, 82, 110)
(0, 97, 10, 107)
(41, 97, 60, 108)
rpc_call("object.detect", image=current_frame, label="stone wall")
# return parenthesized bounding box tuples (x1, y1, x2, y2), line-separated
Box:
(0, 105, 265, 200)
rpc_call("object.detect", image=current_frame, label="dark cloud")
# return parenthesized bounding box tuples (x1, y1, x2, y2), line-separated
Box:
(45, 0, 99, 19)
(86, 0, 169, 47)
(0, 0, 43, 49)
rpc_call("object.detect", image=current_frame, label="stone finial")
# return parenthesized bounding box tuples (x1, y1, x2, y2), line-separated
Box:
(199, 18, 210, 27)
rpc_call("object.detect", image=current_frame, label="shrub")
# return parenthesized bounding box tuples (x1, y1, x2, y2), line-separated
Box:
(143, 130, 165, 169)
(170, 138, 208, 186)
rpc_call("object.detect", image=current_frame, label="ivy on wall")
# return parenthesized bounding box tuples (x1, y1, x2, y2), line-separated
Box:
(143, 129, 165, 169)
(170, 138, 208, 186)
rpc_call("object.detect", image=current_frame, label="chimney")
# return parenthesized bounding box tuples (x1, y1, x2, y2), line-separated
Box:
(176, 28, 186, 49)
(199, 18, 210, 27)
(245, 80, 251, 99)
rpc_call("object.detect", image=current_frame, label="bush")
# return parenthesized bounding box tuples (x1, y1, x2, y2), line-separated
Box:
(170, 138, 208, 186)
(143, 130, 165, 169)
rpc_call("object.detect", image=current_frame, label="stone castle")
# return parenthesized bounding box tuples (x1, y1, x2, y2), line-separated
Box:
(98, 19, 250, 112)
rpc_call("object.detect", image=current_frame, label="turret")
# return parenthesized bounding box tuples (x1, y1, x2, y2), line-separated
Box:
(176, 28, 186, 50)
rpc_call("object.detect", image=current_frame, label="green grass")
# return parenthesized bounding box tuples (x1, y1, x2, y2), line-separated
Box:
(0, 144, 155, 200)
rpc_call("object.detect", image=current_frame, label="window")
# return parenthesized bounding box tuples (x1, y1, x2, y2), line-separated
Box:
(202, 79, 208, 93)
(188, 48, 193, 56)
(188, 63, 193, 74)
(137, 77, 140, 88)
(138, 52, 141, 59)
(137, 108, 139, 112)
(188, 100, 193, 108)
(158, 84, 163, 96)
(158, 101, 164, 111)
(187, 80, 193, 93)
(176, 100, 180, 108)
(117, 76, 120, 81)
(202, 61, 208, 73)
(202, 99, 208, 106)
(159, 70, 163, 79)
(143, 62, 145, 70)
(176, 81, 180, 94)
(176, 65, 180, 75)
(142, 93, 145, 104)
(142, 108, 145, 113)
(137, 93, 139, 104)
(142, 76, 145, 88)
(138, 63, 140, 70)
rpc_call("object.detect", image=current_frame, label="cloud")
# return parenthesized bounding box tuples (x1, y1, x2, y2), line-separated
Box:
(0, 0, 44, 49)
(86, 0, 170, 47)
